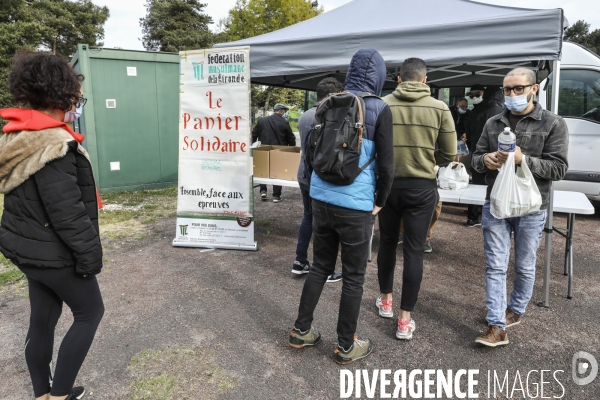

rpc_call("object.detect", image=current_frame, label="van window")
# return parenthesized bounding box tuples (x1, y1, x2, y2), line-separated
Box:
(547, 69, 600, 123)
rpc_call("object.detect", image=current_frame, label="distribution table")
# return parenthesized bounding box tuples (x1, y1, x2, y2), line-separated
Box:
(254, 177, 595, 302)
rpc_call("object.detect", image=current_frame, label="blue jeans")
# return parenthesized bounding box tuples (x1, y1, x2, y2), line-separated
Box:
(295, 183, 312, 263)
(482, 202, 547, 329)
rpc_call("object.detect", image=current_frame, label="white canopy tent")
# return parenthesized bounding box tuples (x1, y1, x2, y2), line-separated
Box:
(215, 0, 569, 306)
(214, 0, 565, 90)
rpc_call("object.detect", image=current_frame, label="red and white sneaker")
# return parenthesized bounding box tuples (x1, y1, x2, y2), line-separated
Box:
(396, 318, 416, 340)
(375, 296, 394, 318)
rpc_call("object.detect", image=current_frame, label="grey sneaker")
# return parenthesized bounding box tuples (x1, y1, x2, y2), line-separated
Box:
(375, 296, 394, 318)
(334, 336, 374, 365)
(289, 326, 321, 348)
(396, 318, 416, 340)
(260, 191, 267, 201)
(272, 195, 282, 203)
(423, 241, 432, 253)
(292, 261, 310, 275)
(326, 272, 342, 283)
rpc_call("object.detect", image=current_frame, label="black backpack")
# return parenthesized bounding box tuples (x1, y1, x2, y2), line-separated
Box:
(306, 92, 377, 185)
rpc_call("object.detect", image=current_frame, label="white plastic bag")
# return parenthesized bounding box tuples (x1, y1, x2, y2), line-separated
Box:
(438, 162, 469, 190)
(490, 153, 542, 219)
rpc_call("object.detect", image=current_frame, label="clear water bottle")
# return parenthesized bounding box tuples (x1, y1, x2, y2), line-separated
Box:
(498, 127, 516, 152)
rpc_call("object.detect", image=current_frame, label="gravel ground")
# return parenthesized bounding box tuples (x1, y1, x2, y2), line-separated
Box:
(1, 187, 599, 399)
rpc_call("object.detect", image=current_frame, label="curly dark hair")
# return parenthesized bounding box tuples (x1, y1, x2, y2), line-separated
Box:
(8, 50, 84, 112)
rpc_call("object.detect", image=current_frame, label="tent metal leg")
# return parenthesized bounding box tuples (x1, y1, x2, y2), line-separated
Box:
(368, 224, 374, 262)
(567, 213, 575, 299)
(538, 184, 554, 308)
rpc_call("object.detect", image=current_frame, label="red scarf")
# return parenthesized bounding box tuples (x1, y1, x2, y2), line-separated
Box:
(0, 108, 102, 208)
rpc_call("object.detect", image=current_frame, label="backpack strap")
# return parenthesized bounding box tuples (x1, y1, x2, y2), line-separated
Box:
(355, 92, 380, 172)
(358, 156, 376, 173)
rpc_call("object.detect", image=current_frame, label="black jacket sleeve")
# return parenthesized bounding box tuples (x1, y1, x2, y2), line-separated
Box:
(251, 119, 262, 143)
(374, 105, 394, 207)
(34, 150, 103, 275)
(284, 121, 296, 146)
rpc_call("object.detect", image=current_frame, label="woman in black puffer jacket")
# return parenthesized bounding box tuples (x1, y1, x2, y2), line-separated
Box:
(0, 51, 104, 400)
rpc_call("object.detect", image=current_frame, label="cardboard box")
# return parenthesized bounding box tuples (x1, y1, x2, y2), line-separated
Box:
(252, 145, 291, 178)
(269, 147, 301, 181)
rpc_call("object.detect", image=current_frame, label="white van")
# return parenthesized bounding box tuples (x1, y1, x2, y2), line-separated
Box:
(538, 42, 600, 201)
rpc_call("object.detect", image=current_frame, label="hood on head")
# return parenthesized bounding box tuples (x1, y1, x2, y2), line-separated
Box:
(344, 49, 387, 95)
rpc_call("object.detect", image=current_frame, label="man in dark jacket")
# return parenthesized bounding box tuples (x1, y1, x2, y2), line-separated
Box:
(292, 77, 343, 284)
(251, 103, 296, 202)
(472, 68, 568, 347)
(289, 49, 394, 365)
(463, 84, 504, 226)
(450, 97, 469, 140)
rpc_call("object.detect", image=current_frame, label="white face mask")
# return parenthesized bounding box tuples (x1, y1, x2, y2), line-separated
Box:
(63, 106, 83, 123)
(471, 96, 483, 105)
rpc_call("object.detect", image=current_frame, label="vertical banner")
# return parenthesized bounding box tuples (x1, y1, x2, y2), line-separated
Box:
(173, 46, 256, 250)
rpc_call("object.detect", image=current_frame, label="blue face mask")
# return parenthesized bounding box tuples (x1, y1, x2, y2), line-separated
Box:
(283, 112, 289, 118)
(505, 93, 532, 112)
(457, 108, 466, 114)
(63, 106, 83, 123)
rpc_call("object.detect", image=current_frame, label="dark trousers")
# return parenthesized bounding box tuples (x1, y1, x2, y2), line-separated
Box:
(467, 170, 486, 221)
(377, 188, 439, 311)
(18, 265, 105, 397)
(295, 183, 312, 263)
(294, 199, 374, 348)
(259, 184, 282, 196)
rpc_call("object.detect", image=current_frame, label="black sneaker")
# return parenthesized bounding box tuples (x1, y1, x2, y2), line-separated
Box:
(423, 241, 432, 253)
(466, 218, 481, 227)
(397, 235, 403, 245)
(273, 195, 282, 203)
(292, 261, 310, 275)
(66, 387, 86, 400)
(260, 191, 267, 201)
(326, 272, 342, 283)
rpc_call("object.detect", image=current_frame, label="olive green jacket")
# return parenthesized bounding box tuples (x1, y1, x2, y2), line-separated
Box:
(383, 82, 457, 180)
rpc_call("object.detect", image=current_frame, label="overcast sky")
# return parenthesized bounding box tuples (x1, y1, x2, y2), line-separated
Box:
(96, 0, 600, 51)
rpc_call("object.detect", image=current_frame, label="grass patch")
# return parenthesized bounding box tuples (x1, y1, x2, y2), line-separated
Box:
(254, 217, 273, 227)
(0, 195, 25, 288)
(99, 187, 177, 239)
(128, 347, 236, 400)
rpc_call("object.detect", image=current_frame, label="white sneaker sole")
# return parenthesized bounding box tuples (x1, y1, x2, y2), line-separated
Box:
(396, 330, 413, 340)
(475, 338, 509, 347)
(291, 269, 309, 275)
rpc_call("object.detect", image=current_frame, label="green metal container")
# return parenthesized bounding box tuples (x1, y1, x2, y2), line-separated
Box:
(71, 45, 180, 192)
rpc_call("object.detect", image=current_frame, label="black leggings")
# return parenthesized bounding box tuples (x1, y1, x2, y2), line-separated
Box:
(18, 265, 104, 397)
(377, 188, 439, 311)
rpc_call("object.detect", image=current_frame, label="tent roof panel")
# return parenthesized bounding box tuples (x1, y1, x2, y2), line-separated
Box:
(214, 0, 564, 90)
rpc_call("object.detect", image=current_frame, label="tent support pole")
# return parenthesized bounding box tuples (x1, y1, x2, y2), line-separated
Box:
(539, 59, 560, 308)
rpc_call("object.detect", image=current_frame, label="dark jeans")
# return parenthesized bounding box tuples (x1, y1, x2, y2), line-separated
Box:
(18, 265, 105, 397)
(294, 199, 375, 348)
(259, 184, 281, 197)
(295, 183, 312, 263)
(377, 188, 439, 311)
(467, 169, 486, 221)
